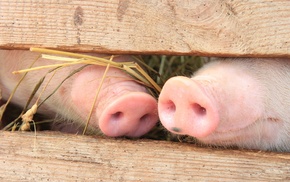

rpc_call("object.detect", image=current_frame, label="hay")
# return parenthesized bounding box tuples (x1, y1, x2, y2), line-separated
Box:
(1, 48, 208, 141)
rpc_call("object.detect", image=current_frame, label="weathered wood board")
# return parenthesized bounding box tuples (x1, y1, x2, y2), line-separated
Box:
(0, 131, 289, 181)
(0, 0, 290, 57)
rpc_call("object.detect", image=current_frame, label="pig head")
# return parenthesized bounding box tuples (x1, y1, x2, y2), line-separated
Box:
(0, 50, 158, 137)
(158, 58, 290, 152)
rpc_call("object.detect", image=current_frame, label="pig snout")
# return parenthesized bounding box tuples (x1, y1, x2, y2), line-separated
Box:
(158, 76, 219, 138)
(98, 92, 158, 137)
(70, 64, 158, 137)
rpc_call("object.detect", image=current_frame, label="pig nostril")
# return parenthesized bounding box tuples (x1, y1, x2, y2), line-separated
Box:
(166, 100, 176, 112)
(111, 111, 124, 121)
(192, 103, 206, 116)
(140, 113, 150, 122)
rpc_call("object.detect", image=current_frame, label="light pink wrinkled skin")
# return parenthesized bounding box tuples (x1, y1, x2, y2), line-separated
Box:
(0, 50, 158, 137)
(159, 58, 290, 152)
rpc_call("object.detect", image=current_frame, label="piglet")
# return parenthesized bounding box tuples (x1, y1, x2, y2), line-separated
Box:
(0, 50, 158, 137)
(158, 58, 290, 152)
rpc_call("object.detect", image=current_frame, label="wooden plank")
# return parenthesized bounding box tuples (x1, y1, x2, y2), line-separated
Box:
(0, 0, 290, 57)
(0, 131, 289, 181)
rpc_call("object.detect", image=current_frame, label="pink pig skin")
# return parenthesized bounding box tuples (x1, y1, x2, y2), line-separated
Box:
(158, 58, 290, 152)
(0, 50, 158, 137)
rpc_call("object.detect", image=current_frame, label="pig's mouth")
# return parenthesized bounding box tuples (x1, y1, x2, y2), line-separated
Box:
(194, 121, 258, 145)
(199, 131, 252, 146)
(198, 117, 282, 147)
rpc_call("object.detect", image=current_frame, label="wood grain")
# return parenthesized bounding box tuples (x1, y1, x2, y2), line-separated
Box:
(0, 0, 290, 57)
(0, 131, 289, 181)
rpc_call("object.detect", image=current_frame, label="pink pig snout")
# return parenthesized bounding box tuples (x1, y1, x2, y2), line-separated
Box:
(71, 65, 158, 137)
(158, 76, 219, 138)
(98, 92, 158, 137)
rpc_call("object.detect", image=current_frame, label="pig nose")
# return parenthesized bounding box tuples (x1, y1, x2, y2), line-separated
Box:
(98, 92, 158, 137)
(158, 76, 219, 138)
